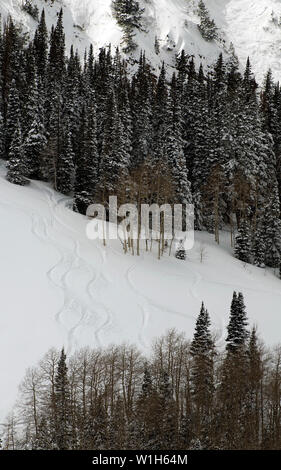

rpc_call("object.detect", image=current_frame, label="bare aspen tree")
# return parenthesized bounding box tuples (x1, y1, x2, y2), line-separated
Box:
(198, 243, 208, 263)
(202, 164, 226, 244)
(18, 367, 43, 440)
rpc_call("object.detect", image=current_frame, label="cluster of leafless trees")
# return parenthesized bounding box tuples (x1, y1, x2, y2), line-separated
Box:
(2, 325, 281, 450)
(93, 161, 184, 260)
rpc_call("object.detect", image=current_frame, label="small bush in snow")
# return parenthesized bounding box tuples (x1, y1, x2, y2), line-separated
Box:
(175, 240, 187, 260)
(22, 0, 39, 21)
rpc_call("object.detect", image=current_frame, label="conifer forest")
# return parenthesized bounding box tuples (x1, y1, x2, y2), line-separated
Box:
(1, 8, 281, 267)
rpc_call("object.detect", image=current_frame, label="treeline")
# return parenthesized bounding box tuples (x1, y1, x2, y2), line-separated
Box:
(0, 8, 281, 268)
(2, 293, 281, 450)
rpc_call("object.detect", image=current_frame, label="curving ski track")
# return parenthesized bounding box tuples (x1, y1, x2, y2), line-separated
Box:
(30, 182, 122, 352)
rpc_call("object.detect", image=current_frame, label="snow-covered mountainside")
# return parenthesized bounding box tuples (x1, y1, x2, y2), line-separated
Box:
(2, 0, 281, 427)
(1, 161, 281, 421)
(2, 1, 281, 82)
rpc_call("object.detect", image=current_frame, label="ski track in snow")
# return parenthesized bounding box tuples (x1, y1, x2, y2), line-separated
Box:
(33, 181, 156, 352)
(0, 170, 116, 354)
(125, 261, 196, 322)
(32, 180, 201, 352)
(35, 184, 116, 352)
(125, 262, 151, 349)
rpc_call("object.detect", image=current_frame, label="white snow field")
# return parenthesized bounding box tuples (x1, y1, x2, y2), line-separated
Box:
(1, 160, 281, 421)
(2, 1, 281, 82)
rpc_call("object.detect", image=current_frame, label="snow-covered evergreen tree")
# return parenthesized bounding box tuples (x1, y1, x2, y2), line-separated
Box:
(253, 223, 266, 268)
(198, 0, 218, 42)
(74, 95, 99, 214)
(235, 220, 252, 263)
(226, 292, 249, 353)
(262, 186, 281, 268)
(56, 119, 75, 195)
(5, 79, 21, 157)
(47, 8, 66, 82)
(190, 302, 214, 432)
(0, 110, 4, 159)
(98, 90, 130, 199)
(33, 9, 48, 78)
(166, 75, 192, 206)
(175, 240, 186, 260)
(23, 71, 42, 137)
(158, 371, 177, 449)
(22, 0, 39, 20)
(112, 0, 144, 53)
(6, 119, 28, 186)
(23, 116, 47, 179)
(131, 52, 153, 168)
(53, 349, 71, 450)
(152, 63, 168, 165)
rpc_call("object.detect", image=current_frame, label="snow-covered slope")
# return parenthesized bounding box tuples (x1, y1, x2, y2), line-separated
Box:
(1, 161, 281, 421)
(3, 1, 281, 82)
(224, 0, 281, 84)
